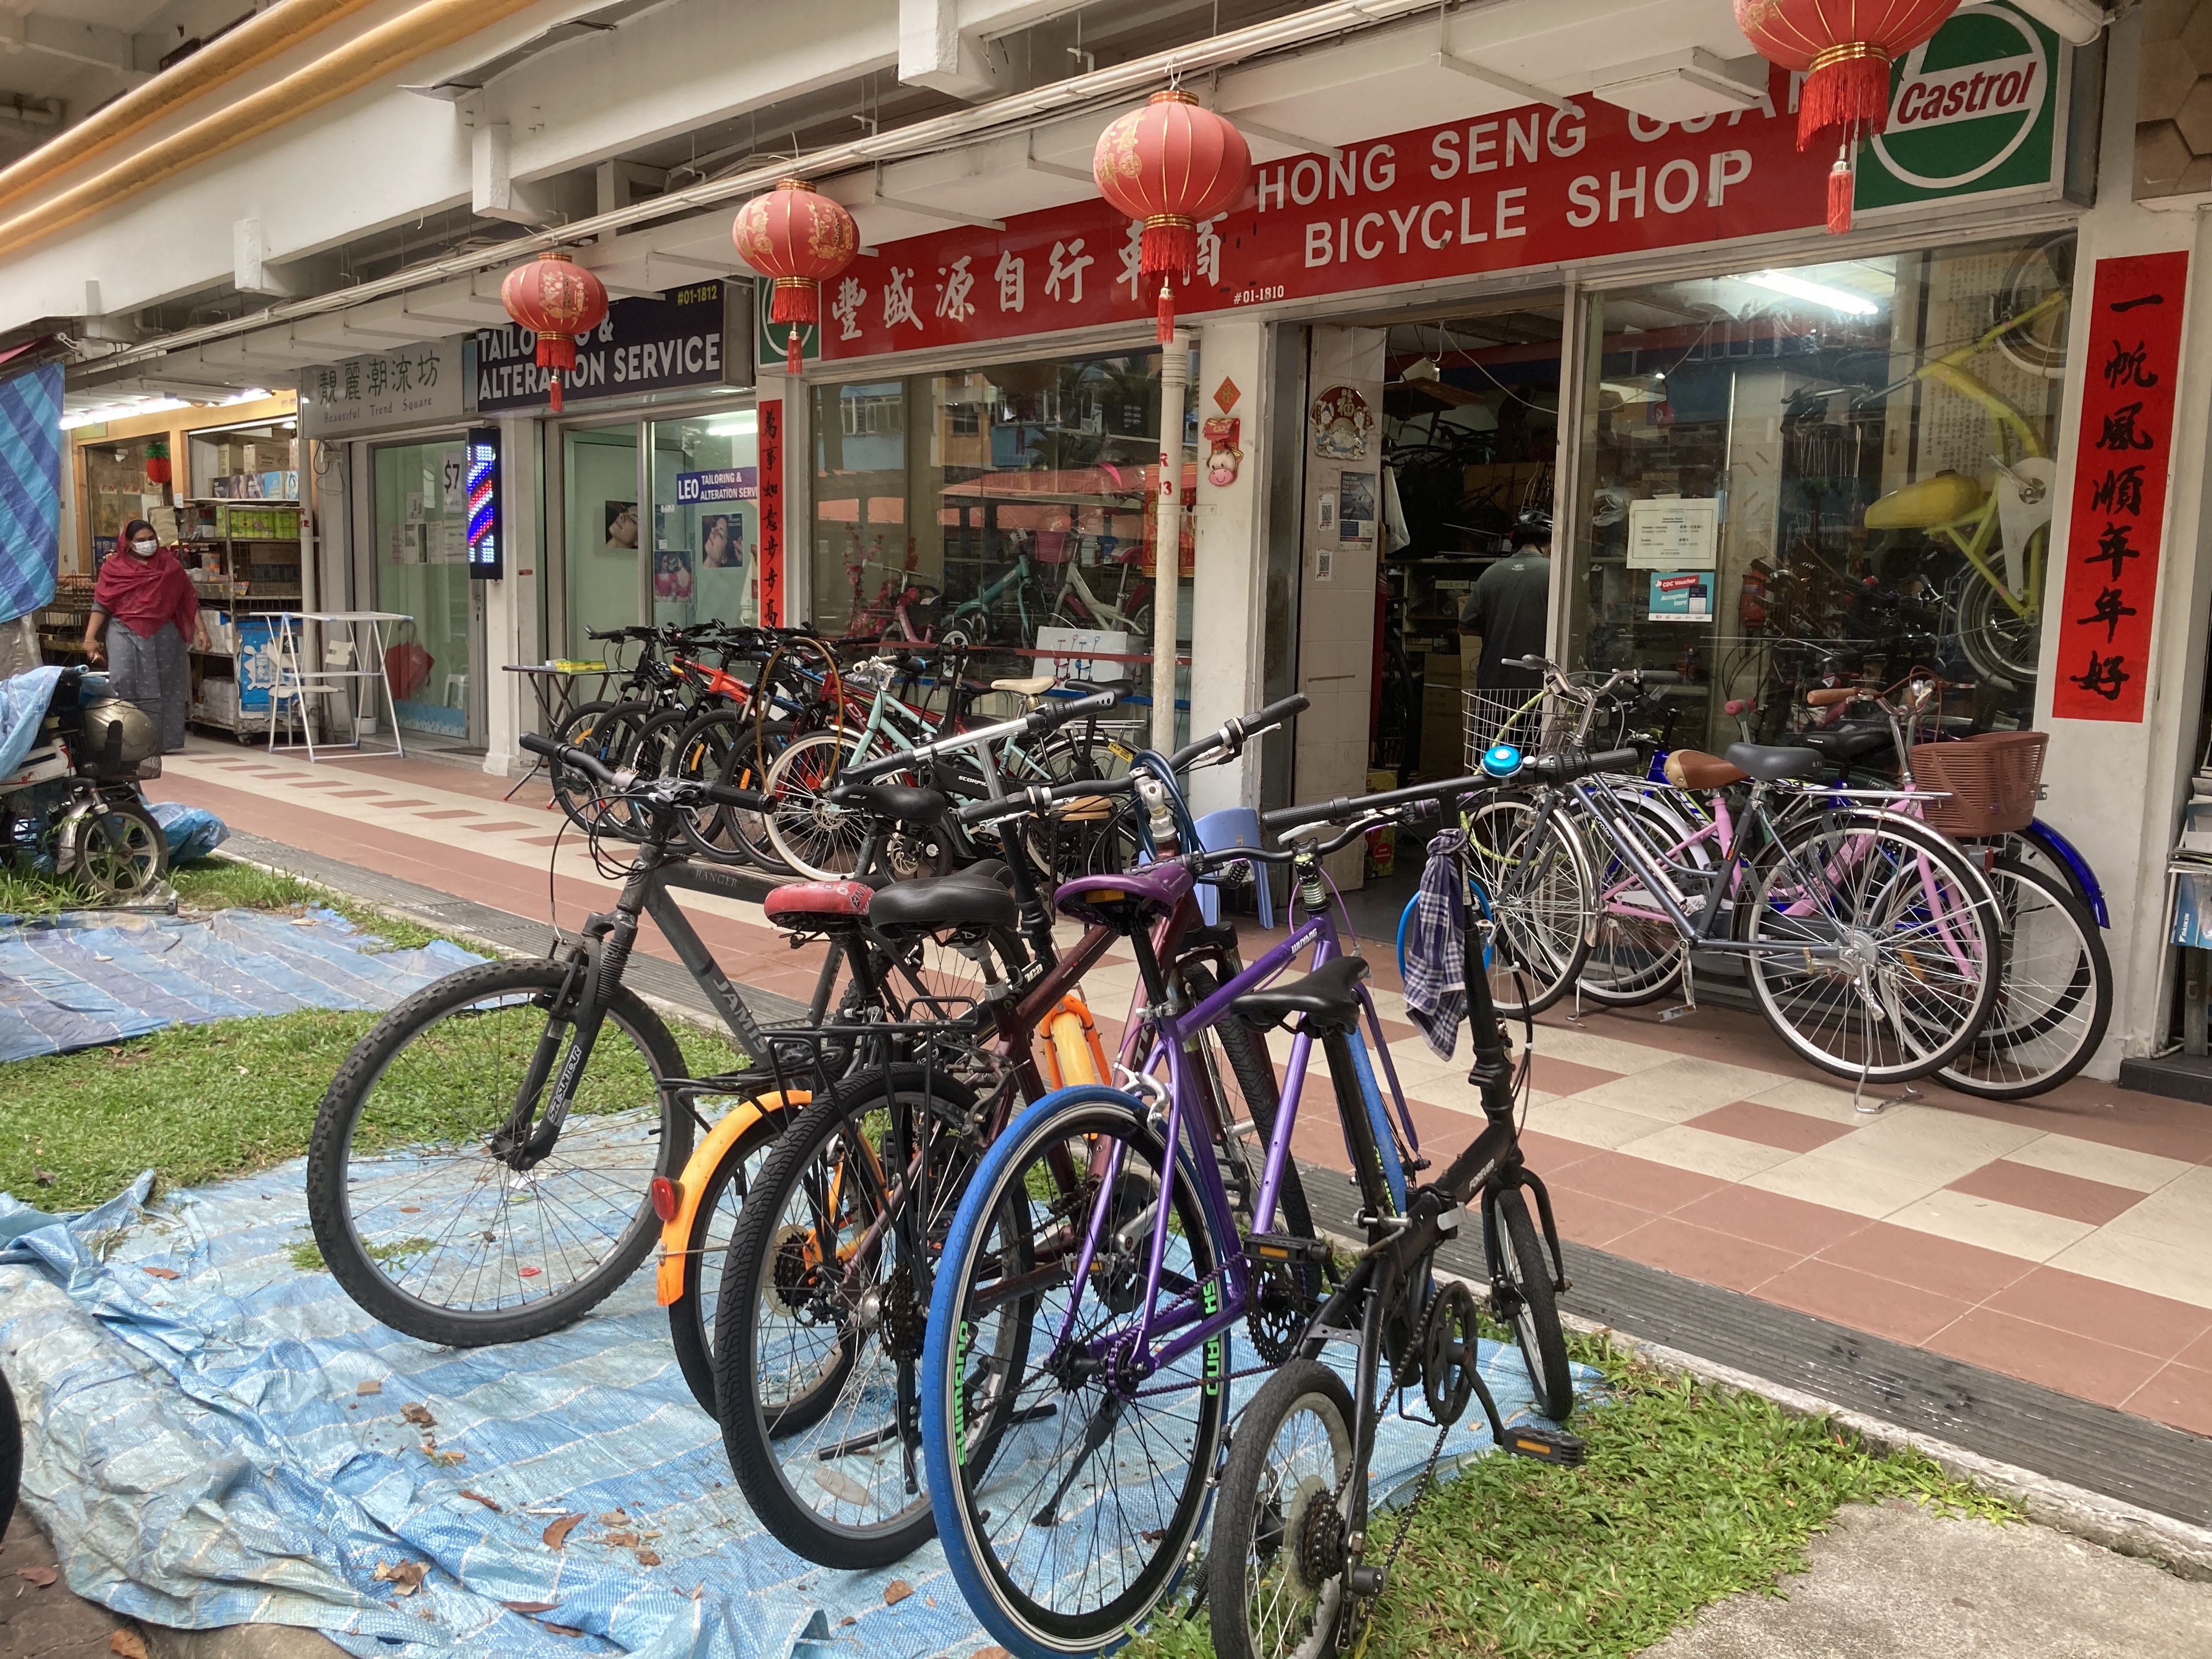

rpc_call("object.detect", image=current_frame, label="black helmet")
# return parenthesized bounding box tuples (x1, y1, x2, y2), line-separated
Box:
(1510, 508, 1554, 549)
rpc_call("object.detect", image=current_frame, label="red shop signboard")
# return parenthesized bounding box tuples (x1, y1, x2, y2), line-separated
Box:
(822, 70, 1832, 362)
(2050, 251, 2190, 723)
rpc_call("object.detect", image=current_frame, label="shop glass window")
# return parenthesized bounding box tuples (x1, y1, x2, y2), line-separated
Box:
(563, 422, 643, 656)
(811, 353, 1188, 709)
(649, 409, 759, 633)
(371, 439, 472, 738)
(1567, 232, 2073, 750)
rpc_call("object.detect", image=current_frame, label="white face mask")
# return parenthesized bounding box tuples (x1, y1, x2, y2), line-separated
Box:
(131, 538, 158, 556)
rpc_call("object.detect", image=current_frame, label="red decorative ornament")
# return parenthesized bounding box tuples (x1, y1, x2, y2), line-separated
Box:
(1092, 89, 1252, 342)
(1734, 0, 1956, 233)
(732, 178, 860, 375)
(500, 251, 610, 413)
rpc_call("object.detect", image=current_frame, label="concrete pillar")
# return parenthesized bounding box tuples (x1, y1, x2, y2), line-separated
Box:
(2038, 12, 2212, 1073)
(1296, 325, 1387, 889)
(1187, 315, 1274, 816)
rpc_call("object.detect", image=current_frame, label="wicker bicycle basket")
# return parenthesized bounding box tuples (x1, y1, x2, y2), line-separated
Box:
(1910, 731, 2047, 837)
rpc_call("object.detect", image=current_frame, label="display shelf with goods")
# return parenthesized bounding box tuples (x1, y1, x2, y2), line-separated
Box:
(34, 574, 97, 667)
(178, 501, 314, 742)
(187, 417, 301, 503)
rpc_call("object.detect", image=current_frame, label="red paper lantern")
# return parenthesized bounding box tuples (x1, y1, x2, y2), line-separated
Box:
(500, 251, 610, 413)
(732, 178, 860, 375)
(1734, 0, 1957, 234)
(1092, 89, 1251, 342)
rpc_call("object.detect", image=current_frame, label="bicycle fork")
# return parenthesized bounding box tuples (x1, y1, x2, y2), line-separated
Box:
(495, 907, 635, 1169)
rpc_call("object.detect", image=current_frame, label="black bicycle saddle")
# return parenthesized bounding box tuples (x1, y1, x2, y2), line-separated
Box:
(1722, 742, 1826, 782)
(1231, 955, 1370, 1035)
(867, 861, 1018, 939)
(830, 781, 947, 824)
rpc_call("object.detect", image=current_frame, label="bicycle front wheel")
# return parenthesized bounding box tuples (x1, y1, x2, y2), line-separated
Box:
(1463, 799, 1593, 1018)
(1745, 815, 2001, 1084)
(921, 1087, 1229, 1658)
(1489, 1186, 1572, 1420)
(1206, 1358, 1355, 1659)
(306, 957, 692, 1346)
(764, 729, 875, 880)
(1939, 859, 2110, 1099)
(1579, 788, 1697, 1007)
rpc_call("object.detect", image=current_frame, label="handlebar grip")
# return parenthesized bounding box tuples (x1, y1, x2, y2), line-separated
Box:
(1637, 669, 1681, 685)
(1261, 769, 1493, 833)
(522, 731, 619, 787)
(956, 774, 1134, 826)
(1167, 692, 1310, 771)
(1527, 746, 1643, 783)
(840, 751, 909, 785)
(1029, 688, 1121, 732)
(1505, 655, 1550, 671)
(1804, 686, 1861, 707)
(707, 781, 770, 812)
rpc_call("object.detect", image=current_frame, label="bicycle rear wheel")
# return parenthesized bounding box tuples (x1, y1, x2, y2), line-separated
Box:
(306, 957, 692, 1346)
(1463, 799, 1593, 1018)
(550, 699, 649, 838)
(1939, 859, 2109, 1099)
(1579, 789, 1697, 1007)
(764, 729, 874, 879)
(921, 1087, 1228, 1659)
(669, 708, 783, 870)
(1745, 815, 2001, 1084)
(1206, 1358, 1355, 1659)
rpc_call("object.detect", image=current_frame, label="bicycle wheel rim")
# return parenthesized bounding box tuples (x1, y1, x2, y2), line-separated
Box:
(1464, 800, 1590, 1017)
(1939, 862, 2111, 1099)
(1580, 794, 1693, 1005)
(1224, 1365, 1353, 1659)
(319, 968, 674, 1331)
(766, 732, 873, 879)
(1747, 818, 1999, 1083)
(924, 1092, 1227, 1652)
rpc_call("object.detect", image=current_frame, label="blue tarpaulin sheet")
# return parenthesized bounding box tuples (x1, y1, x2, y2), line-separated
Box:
(0, 1163, 1581, 1658)
(0, 906, 482, 1061)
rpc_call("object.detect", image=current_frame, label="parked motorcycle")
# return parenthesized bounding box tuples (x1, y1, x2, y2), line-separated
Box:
(0, 668, 169, 904)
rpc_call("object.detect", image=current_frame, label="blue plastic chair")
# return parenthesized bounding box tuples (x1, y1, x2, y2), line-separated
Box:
(1191, 806, 1274, 929)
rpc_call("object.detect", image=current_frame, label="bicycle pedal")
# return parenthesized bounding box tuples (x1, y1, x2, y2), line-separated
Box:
(1502, 1425, 1585, 1465)
(1247, 1233, 1331, 1267)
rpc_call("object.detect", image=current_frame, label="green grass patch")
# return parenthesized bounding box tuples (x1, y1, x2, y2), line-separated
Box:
(1133, 1331, 2015, 1659)
(0, 1005, 746, 1213)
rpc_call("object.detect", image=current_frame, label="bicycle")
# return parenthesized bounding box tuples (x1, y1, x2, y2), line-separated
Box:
(0, 1363, 18, 1542)
(913, 744, 1623, 1657)
(710, 697, 1321, 1570)
(304, 739, 788, 1347)
(1477, 657, 2004, 1087)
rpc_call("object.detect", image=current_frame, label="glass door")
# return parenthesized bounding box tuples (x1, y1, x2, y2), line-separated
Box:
(372, 438, 473, 740)
(563, 421, 645, 656)
(650, 407, 758, 630)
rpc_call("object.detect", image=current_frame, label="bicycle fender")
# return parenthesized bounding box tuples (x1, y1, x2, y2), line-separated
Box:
(2028, 816, 2109, 928)
(1040, 995, 1111, 1090)
(654, 1090, 808, 1306)
(1342, 1026, 1408, 1210)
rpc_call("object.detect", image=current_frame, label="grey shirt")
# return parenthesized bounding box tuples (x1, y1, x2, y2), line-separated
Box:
(1459, 551, 1552, 690)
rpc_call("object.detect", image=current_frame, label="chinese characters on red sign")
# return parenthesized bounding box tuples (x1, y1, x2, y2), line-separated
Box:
(821, 72, 1831, 362)
(2050, 251, 2188, 723)
(758, 399, 784, 625)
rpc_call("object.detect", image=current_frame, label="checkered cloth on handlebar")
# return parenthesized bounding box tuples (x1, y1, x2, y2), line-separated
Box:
(1403, 828, 1469, 1060)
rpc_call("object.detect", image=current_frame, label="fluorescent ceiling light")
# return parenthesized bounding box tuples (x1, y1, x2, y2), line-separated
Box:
(704, 411, 757, 436)
(1739, 270, 1879, 316)
(59, 397, 190, 430)
(219, 388, 273, 405)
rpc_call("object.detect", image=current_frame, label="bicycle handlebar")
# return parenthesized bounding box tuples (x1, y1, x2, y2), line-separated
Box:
(1259, 746, 1644, 833)
(520, 733, 769, 812)
(956, 772, 1135, 827)
(1166, 693, 1308, 772)
(840, 689, 1122, 785)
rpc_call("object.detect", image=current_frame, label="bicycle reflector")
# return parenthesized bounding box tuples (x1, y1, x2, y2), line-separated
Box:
(650, 1177, 682, 1222)
(1481, 743, 1523, 778)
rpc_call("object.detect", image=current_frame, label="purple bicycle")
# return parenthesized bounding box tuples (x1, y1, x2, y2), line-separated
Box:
(917, 745, 1637, 1658)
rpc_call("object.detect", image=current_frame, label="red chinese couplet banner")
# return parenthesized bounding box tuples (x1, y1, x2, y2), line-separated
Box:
(2050, 250, 2190, 723)
(758, 399, 784, 625)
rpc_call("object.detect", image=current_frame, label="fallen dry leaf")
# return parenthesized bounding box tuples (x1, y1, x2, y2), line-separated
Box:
(974, 1649, 1011, 1659)
(110, 1631, 150, 1657)
(837, 1616, 856, 1628)
(541, 1514, 584, 1550)
(31, 1166, 54, 1187)
(357, 1380, 382, 1396)
(15, 1565, 58, 1587)
(372, 1560, 427, 1596)
(544, 1622, 585, 1636)
(458, 1489, 502, 1512)
(884, 1579, 913, 1606)
(140, 1266, 179, 1280)
(635, 1548, 661, 1567)
(598, 1509, 627, 1524)
(501, 1600, 560, 1615)
(400, 1403, 437, 1427)
(603, 1530, 639, 1548)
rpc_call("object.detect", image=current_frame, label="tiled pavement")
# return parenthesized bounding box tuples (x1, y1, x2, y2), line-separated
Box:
(148, 740, 2212, 1443)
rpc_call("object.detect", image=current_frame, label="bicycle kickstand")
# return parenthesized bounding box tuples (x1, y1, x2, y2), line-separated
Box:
(1660, 953, 1698, 1023)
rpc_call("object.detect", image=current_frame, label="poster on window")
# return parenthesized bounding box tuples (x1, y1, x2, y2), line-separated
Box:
(2050, 250, 2187, 723)
(1646, 571, 1712, 622)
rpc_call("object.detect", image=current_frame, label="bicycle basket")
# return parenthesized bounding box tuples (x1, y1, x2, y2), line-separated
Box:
(1911, 731, 2046, 836)
(1463, 686, 1627, 768)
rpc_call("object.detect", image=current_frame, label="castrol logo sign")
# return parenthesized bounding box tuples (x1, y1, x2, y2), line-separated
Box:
(1858, 3, 2063, 210)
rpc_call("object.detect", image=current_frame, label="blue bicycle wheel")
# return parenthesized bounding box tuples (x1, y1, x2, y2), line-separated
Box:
(1395, 879, 1492, 981)
(919, 1084, 1230, 1658)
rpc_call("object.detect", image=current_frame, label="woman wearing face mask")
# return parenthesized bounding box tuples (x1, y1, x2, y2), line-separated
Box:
(83, 519, 210, 754)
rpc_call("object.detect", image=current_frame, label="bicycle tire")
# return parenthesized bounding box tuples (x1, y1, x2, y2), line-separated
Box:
(667, 707, 784, 870)
(1954, 571, 2040, 691)
(306, 957, 692, 1347)
(921, 1085, 1228, 1658)
(1939, 859, 2110, 1100)
(1463, 798, 1593, 1018)
(1744, 814, 2002, 1084)
(0, 1364, 19, 1543)
(1205, 1358, 1356, 1659)
(551, 699, 652, 839)
(715, 1065, 1005, 1569)
(667, 1102, 795, 1417)
(1489, 1187, 1573, 1421)
(764, 729, 877, 880)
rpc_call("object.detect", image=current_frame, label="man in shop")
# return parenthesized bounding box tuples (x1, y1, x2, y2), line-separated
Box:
(1458, 508, 1554, 693)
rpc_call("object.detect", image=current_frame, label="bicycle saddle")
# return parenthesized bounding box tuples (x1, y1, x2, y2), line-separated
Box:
(1230, 955, 1370, 1036)
(763, 879, 873, 929)
(1724, 742, 1825, 782)
(992, 675, 1057, 697)
(829, 781, 946, 824)
(867, 861, 1019, 939)
(1795, 725, 1893, 764)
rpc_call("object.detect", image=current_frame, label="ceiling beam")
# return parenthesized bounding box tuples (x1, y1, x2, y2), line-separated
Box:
(0, 12, 148, 83)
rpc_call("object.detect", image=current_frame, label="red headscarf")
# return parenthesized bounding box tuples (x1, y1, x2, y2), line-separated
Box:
(94, 520, 199, 640)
